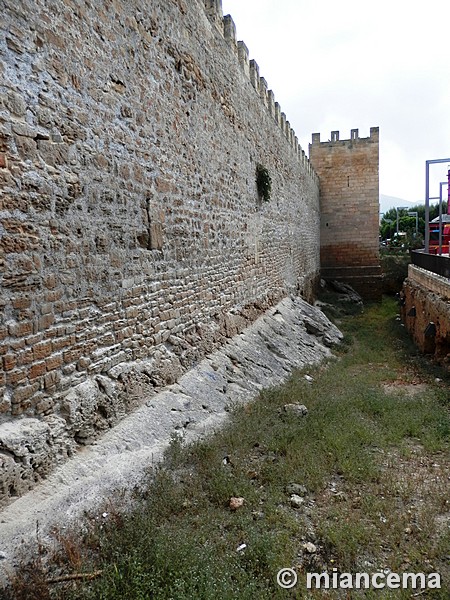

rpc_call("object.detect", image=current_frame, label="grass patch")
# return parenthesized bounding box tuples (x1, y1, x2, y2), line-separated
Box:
(4, 296, 449, 599)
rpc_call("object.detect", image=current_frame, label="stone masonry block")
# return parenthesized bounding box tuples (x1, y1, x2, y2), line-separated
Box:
(0, 0, 321, 501)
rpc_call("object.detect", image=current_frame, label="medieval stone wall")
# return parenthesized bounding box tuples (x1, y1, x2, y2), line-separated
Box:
(309, 128, 381, 299)
(0, 0, 320, 503)
(401, 265, 450, 361)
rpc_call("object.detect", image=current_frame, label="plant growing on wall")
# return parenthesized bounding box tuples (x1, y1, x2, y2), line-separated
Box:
(256, 163, 272, 202)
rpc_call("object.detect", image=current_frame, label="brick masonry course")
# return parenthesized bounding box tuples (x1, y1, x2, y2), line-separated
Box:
(0, 0, 320, 502)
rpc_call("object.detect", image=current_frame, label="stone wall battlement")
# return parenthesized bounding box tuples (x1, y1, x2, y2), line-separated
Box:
(311, 127, 379, 147)
(203, 0, 317, 180)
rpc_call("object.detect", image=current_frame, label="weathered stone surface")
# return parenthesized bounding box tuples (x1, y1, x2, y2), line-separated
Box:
(0, 296, 341, 584)
(286, 483, 308, 496)
(0, 416, 71, 501)
(0, 294, 342, 508)
(1, 0, 320, 487)
(60, 379, 121, 443)
(282, 403, 309, 417)
(5, 91, 27, 117)
(302, 542, 317, 554)
(290, 494, 305, 508)
(329, 280, 363, 304)
(0, 298, 342, 580)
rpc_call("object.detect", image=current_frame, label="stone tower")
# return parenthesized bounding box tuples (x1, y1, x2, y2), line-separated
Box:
(309, 127, 381, 300)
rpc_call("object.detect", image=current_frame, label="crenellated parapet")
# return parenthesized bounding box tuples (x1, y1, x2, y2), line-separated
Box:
(311, 127, 379, 147)
(202, 0, 317, 180)
(249, 59, 260, 92)
(223, 14, 237, 52)
(204, 0, 224, 32)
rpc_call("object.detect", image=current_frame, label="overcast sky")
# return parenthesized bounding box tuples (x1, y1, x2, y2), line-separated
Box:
(222, 0, 450, 209)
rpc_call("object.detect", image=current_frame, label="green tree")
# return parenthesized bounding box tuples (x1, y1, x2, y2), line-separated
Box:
(380, 202, 447, 248)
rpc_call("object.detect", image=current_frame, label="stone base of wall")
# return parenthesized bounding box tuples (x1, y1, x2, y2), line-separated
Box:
(0, 276, 321, 509)
(0, 295, 341, 519)
(401, 266, 450, 364)
(321, 266, 382, 301)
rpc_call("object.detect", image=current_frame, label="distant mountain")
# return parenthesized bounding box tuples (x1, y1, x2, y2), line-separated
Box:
(379, 194, 419, 216)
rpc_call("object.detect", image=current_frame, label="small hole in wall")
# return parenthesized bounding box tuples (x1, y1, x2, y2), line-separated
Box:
(347, 176, 350, 187)
(326, 223, 329, 227)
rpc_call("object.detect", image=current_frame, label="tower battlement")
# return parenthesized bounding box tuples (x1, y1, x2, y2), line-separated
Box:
(311, 127, 379, 146)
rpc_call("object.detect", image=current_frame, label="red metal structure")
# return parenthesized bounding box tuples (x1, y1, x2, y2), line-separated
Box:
(428, 168, 450, 255)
